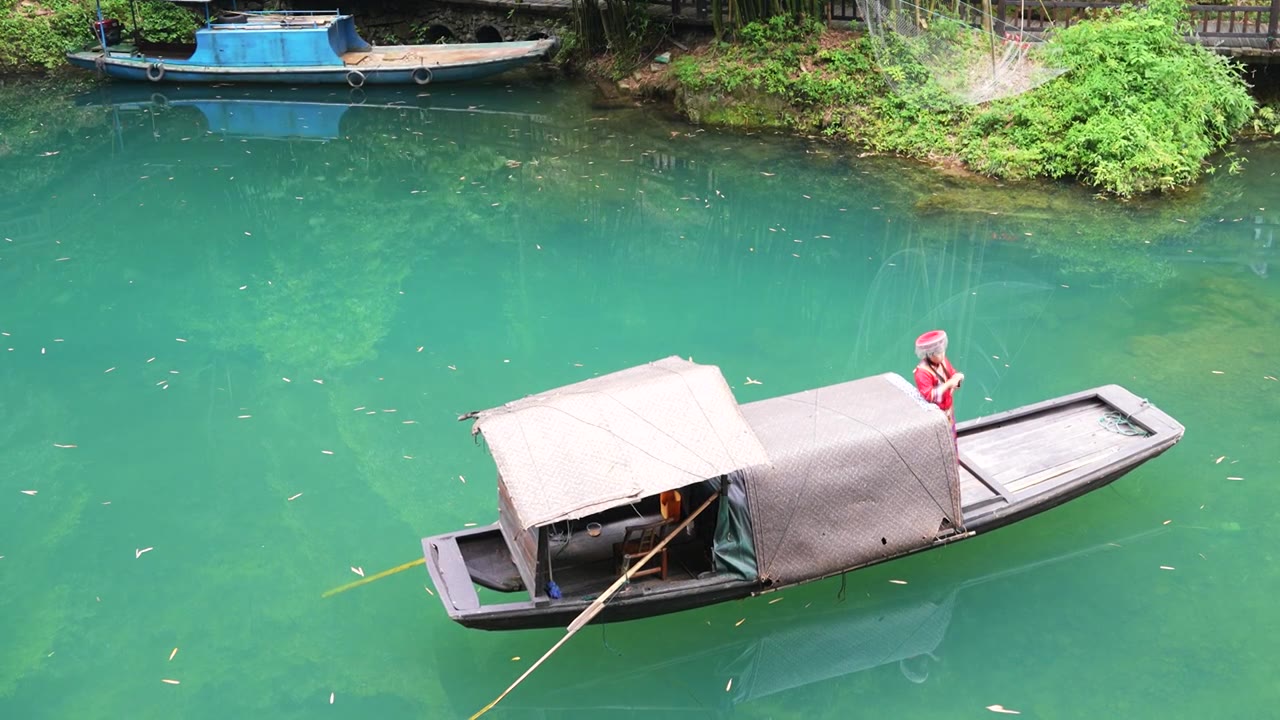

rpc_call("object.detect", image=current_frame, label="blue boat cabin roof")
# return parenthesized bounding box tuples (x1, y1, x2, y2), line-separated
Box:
(184, 12, 372, 67)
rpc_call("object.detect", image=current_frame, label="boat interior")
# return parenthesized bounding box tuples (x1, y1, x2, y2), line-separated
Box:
(341, 44, 546, 68)
(97, 39, 197, 61)
(954, 389, 1173, 525)
(458, 490, 718, 599)
(135, 39, 197, 60)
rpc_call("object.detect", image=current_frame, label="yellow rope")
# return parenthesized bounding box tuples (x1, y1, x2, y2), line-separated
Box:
(321, 557, 426, 598)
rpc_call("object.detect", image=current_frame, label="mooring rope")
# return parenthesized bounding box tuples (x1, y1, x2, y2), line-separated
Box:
(1098, 411, 1149, 437)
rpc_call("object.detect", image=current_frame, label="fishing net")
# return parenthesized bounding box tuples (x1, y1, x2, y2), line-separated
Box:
(855, 0, 1068, 106)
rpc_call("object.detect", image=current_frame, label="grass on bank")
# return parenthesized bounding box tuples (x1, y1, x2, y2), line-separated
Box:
(672, 1, 1257, 196)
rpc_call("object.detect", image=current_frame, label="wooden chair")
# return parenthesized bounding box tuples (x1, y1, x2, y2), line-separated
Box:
(613, 519, 671, 581)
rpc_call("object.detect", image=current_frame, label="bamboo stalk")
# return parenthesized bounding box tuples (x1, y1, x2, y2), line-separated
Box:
(983, 0, 996, 76)
(469, 491, 722, 720)
(320, 557, 425, 598)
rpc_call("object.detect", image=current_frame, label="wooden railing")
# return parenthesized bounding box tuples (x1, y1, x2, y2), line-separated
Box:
(992, 0, 1278, 45)
(818, 0, 1279, 49)
(1185, 1, 1277, 45)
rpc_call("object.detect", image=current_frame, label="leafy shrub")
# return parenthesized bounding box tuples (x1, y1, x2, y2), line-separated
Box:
(676, 3, 1255, 196)
(960, 0, 1255, 194)
(0, 0, 200, 71)
(1245, 103, 1280, 137)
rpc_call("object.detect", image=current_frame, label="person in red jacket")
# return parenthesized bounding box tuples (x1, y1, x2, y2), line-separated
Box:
(914, 330, 964, 432)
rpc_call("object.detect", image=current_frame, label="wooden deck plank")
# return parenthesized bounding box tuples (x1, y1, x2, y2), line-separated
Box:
(959, 400, 1107, 457)
(959, 450, 1014, 491)
(992, 427, 1140, 487)
(1003, 445, 1123, 493)
(958, 465, 996, 505)
(342, 44, 544, 68)
(980, 416, 1124, 473)
(959, 404, 1106, 463)
(957, 395, 1152, 492)
(962, 403, 1115, 470)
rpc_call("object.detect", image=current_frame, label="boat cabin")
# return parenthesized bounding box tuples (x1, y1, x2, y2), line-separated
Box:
(88, 1, 370, 67)
(425, 357, 972, 629)
(447, 357, 772, 610)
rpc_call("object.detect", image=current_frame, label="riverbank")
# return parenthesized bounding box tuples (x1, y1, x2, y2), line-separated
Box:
(617, 6, 1262, 197)
(6, 0, 1275, 197)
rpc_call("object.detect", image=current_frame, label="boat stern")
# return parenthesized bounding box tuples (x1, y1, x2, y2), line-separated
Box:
(421, 531, 483, 623)
(65, 47, 103, 72)
(540, 36, 561, 58)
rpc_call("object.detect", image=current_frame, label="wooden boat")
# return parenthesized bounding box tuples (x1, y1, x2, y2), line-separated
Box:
(66, 1, 556, 86)
(423, 357, 1184, 631)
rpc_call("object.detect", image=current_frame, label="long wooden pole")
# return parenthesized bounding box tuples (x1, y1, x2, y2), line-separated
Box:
(469, 491, 722, 720)
(321, 557, 425, 598)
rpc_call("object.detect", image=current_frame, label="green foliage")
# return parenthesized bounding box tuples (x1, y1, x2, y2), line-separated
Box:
(1245, 103, 1280, 137)
(676, 7, 1257, 196)
(710, 0, 824, 39)
(674, 22, 958, 143)
(569, 0, 655, 77)
(960, 0, 1255, 195)
(0, 0, 199, 71)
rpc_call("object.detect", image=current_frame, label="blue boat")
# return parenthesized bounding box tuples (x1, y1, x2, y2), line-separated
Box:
(67, 0, 558, 86)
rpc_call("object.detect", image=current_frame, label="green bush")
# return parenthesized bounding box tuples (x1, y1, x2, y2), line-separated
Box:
(0, 0, 200, 71)
(675, 2, 1256, 196)
(1241, 102, 1279, 137)
(960, 0, 1255, 194)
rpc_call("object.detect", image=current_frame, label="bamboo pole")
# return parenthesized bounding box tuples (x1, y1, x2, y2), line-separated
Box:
(983, 0, 996, 76)
(469, 491, 722, 720)
(321, 557, 425, 598)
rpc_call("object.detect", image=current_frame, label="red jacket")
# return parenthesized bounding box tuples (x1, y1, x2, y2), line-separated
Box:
(915, 358, 957, 413)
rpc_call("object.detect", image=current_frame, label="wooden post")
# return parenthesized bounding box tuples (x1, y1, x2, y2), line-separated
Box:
(996, 0, 1006, 34)
(672, 0, 681, 17)
(1269, 0, 1279, 50)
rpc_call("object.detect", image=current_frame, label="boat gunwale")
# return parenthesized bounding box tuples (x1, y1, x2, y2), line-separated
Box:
(68, 40, 556, 74)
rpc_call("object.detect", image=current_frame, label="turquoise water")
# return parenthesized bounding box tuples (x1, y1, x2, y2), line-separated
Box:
(2, 79, 1278, 719)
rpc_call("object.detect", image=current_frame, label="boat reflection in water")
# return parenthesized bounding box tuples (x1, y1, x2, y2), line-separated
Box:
(75, 83, 555, 143)
(439, 527, 1171, 717)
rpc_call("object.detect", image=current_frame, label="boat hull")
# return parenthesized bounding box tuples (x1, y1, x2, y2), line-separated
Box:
(423, 528, 762, 631)
(66, 40, 556, 85)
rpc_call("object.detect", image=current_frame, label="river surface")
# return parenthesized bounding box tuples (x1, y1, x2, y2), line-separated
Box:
(1, 78, 1278, 719)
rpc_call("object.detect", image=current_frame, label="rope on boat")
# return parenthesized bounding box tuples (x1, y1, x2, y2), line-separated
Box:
(1098, 411, 1149, 437)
